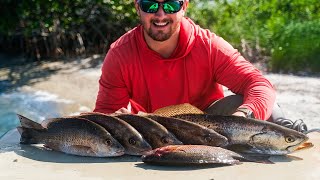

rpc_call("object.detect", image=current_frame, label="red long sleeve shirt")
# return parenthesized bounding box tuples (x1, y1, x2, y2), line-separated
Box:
(94, 17, 275, 120)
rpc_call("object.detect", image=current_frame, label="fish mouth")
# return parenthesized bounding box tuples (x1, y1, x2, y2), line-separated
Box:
(110, 150, 125, 157)
(115, 149, 126, 156)
(287, 135, 309, 152)
(294, 142, 314, 151)
(286, 141, 308, 152)
(140, 149, 154, 156)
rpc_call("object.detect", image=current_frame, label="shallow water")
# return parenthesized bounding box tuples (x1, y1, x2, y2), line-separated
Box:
(0, 89, 76, 137)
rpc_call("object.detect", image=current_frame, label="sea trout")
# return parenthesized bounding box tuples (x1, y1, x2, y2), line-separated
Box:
(77, 112, 152, 155)
(174, 114, 309, 155)
(142, 145, 243, 166)
(116, 114, 183, 148)
(147, 115, 228, 147)
(17, 114, 125, 157)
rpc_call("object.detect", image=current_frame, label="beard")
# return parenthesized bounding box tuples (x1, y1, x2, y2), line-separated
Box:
(141, 18, 177, 42)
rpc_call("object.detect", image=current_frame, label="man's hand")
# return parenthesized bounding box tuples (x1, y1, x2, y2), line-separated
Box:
(113, 102, 132, 114)
(232, 111, 246, 117)
(114, 107, 131, 114)
(232, 107, 254, 118)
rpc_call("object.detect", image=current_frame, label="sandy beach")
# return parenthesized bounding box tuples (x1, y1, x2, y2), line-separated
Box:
(1, 55, 319, 129)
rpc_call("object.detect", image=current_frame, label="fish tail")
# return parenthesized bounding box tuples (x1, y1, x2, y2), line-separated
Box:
(17, 126, 39, 144)
(17, 114, 43, 130)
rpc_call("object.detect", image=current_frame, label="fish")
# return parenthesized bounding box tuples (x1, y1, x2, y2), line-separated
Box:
(146, 115, 228, 147)
(116, 114, 183, 148)
(77, 112, 152, 155)
(17, 114, 125, 157)
(141, 145, 243, 166)
(174, 114, 309, 155)
(153, 103, 204, 117)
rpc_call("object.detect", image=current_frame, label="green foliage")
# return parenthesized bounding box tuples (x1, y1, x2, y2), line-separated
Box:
(1, 0, 138, 35)
(0, 0, 139, 59)
(187, 0, 320, 73)
(0, 0, 319, 72)
(271, 20, 320, 72)
(0, 0, 20, 35)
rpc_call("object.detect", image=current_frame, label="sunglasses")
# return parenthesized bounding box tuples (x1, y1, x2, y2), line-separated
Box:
(139, 0, 184, 14)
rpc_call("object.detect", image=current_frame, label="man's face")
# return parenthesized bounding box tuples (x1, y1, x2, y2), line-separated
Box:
(135, 0, 188, 42)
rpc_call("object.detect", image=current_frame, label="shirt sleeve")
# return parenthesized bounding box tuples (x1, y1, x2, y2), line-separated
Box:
(94, 50, 130, 114)
(212, 36, 276, 120)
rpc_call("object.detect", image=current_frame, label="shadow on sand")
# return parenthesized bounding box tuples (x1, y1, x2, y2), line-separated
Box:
(0, 143, 141, 164)
(134, 154, 303, 171)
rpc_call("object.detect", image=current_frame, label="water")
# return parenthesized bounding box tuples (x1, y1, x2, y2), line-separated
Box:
(0, 89, 79, 137)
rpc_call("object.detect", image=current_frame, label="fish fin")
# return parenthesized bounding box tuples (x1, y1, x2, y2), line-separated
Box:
(17, 114, 43, 130)
(43, 143, 61, 151)
(238, 153, 274, 164)
(17, 126, 39, 144)
(66, 145, 96, 156)
(226, 144, 254, 152)
(153, 103, 204, 117)
(46, 143, 96, 156)
(285, 155, 303, 161)
(17, 126, 23, 135)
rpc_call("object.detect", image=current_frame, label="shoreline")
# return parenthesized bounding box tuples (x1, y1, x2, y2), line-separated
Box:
(0, 55, 103, 113)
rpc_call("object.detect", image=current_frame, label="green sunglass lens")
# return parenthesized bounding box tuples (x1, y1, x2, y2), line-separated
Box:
(163, 1, 181, 13)
(140, 1, 182, 14)
(141, 1, 159, 13)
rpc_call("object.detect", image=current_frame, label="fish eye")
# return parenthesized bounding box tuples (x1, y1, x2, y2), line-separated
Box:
(285, 136, 296, 143)
(129, 138, 136, 145)
(161, 137, 170, 144)
(105, 139, 112, 146)
(204, 136, 212, 142)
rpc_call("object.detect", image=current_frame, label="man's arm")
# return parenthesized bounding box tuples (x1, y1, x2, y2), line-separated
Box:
(212, 36, 275, 120)
(94, 51, 130, 114)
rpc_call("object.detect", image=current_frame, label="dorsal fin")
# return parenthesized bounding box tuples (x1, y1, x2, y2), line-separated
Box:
(153, 103, 204, 117)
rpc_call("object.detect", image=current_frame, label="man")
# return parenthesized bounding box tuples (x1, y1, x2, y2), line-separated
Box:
(94, 0, 307, 132)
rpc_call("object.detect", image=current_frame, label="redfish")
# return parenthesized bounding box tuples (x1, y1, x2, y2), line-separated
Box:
(17, 114, 125, 157)
(77, 112, 152, 155)
(142, 145, 243, 166)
